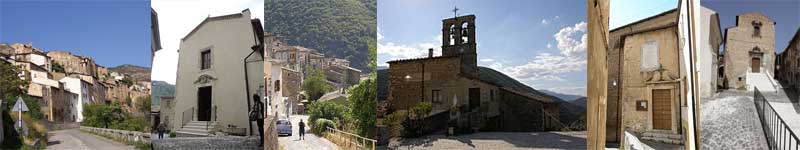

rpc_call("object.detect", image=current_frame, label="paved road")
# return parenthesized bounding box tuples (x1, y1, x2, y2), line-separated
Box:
(47, 129, 135, 150)
(388, 131, 587, 150)
(278, 115, 339, 150)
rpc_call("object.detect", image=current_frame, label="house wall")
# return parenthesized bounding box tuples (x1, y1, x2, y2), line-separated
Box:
(696, 7, 722, 98)
(173, 11, 263, 134)
(621, 27, 681, 134)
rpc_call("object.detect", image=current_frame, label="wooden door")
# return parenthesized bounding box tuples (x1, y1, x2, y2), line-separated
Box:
(198, 86, 212, 121)
(652, 89, 671, 130)
(752, 58, 761, 73)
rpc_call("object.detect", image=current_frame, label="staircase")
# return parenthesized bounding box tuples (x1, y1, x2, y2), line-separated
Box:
(641, 130, 683, 145)
(176, 121, 216, 137)
(747, 72, 779, 92)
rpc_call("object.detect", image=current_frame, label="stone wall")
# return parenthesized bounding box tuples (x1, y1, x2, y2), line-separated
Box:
(775, 29, 800, 89)
(80, 126, 150, 144)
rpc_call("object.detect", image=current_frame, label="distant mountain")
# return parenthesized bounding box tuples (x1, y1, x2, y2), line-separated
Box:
(109, 64, 151, 82)
(151, 81, 175, 109)
(570, 97, 587, 109)
(541, 90, 584, 102)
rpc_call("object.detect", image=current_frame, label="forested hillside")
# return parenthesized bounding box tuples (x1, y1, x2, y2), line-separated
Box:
(264, 0, 376, 72)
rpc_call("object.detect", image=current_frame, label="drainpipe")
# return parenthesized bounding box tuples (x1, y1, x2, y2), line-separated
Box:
(244, 49, 254, 135)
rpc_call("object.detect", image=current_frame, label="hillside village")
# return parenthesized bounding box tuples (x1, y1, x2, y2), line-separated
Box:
(0, 43, 151, 123)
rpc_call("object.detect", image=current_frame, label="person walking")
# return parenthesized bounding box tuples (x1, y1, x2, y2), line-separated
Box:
(157, 122, 166, 139)
(252, 94, 265, 147)
(299, 119, 305, 140)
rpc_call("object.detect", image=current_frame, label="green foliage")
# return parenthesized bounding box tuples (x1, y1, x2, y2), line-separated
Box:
(303, 66, 330, 101)
(264, 0, 376, 72)
(120, 76, 135, 87)
(410, 102, 432, 120)
(1, 62, 29, 102)
(307, 101, 348, 130)
(125, 96, 133, 107)
(0, 109, 22, 149)
(169, 131, 176, 138)
(82, 102, 147, 132)
(347, 74, 376, 138)
(51, 62, 65, 73)
(312, 118, 336, 135)
(7, 95, 44, 120)
(136, 96, 151, 113)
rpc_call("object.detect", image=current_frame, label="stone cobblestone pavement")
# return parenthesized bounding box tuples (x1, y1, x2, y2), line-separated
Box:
(388, 131, 586, 150)
(700, 90, 768, 150)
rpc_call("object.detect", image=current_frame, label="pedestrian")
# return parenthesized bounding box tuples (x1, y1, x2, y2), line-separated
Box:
(299, 119, 305, 140)
(157, 122, 165, 139)
(252, 94, 265, 147)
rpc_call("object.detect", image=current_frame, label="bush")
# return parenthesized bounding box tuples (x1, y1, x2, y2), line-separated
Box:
(169, 131, 176, 138)
(312, 118, 336, 135)
(307, 101, 348, 130)
(0, 109, 22, 149)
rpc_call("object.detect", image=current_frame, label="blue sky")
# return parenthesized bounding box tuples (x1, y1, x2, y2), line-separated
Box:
(610, 0, 678, 29)
(701, 0, 800, 53)
(0, 0, 151, 68)
(378, 0, 587, 96)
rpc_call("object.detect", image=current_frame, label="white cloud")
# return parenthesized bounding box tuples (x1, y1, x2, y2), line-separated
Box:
(151, 0, 263, 84)
(554, 21, 587, 58)
(541, 19, 549, 24)
(480, 58, 494, 62)
(501, 53, 585, 81)
(498, 21, 588, 82)
(540, 15, 561, 25)
(377, 31, 442, 66)
(546, 43, 552, 48)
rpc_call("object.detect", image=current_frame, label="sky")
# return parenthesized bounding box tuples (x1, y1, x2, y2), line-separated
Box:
(702, 0, 800, 53)
(0, 0, 151, 68)
(610, 0, 678, 30)
(150, 0, 263, 84)
(378, 0, 587, 96)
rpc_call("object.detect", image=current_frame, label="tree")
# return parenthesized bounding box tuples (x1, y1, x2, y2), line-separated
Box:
(302, 66, 330, 101)
(125, 96, 133, 107)
(346, 39, 377, 138)
(307, 101, 348, 131)
(51, 62, 65, 73)
(136, 96, 151, 113)
(0, 62, 29, 104)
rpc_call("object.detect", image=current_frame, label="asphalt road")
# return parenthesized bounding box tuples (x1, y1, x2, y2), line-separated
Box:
(47, 129, 135, 150)
(277, 115, 339, 150)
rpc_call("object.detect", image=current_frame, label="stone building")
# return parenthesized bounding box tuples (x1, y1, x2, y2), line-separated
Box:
(385, 14, 561, 133)
(776, 28, 800, 90)
(722, 12, 776, 89)
(47, 51, 98, 77)
(696, 7, 723, 98)
(606, 9, 690, 144)
(171, 9, 264, 136)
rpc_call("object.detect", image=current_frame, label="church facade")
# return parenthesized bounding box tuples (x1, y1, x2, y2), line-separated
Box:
(386, 15, 561, 134)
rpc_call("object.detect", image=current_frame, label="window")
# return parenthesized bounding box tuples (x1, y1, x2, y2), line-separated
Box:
(274, 80, 281, 92)
(641, 41, 660, 71)
(752, 21, 762, 37)
(432, 90, 441, 103)
(201, 50, 211, 70)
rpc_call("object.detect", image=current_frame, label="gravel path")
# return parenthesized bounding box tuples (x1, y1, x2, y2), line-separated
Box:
(700, 90, 768, 150)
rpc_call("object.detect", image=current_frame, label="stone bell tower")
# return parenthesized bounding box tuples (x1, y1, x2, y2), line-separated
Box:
(441, 12, 478, 78)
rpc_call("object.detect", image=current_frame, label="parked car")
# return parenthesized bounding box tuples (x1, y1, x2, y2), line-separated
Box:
(277, 118, 292, 136)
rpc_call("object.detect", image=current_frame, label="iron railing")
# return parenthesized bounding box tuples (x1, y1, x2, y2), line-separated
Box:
(182, 107, 194, 127)
(754, 87, 800, 150)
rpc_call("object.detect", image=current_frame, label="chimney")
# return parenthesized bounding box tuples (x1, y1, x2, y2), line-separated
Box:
(428, 48, 434, 58)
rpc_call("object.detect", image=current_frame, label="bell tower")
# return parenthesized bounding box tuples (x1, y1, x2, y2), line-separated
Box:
(441, 9, 477, 78)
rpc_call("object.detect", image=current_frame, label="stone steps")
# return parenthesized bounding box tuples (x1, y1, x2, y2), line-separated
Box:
(177, 121, 216, 137)
(641, 131, 683, 145)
